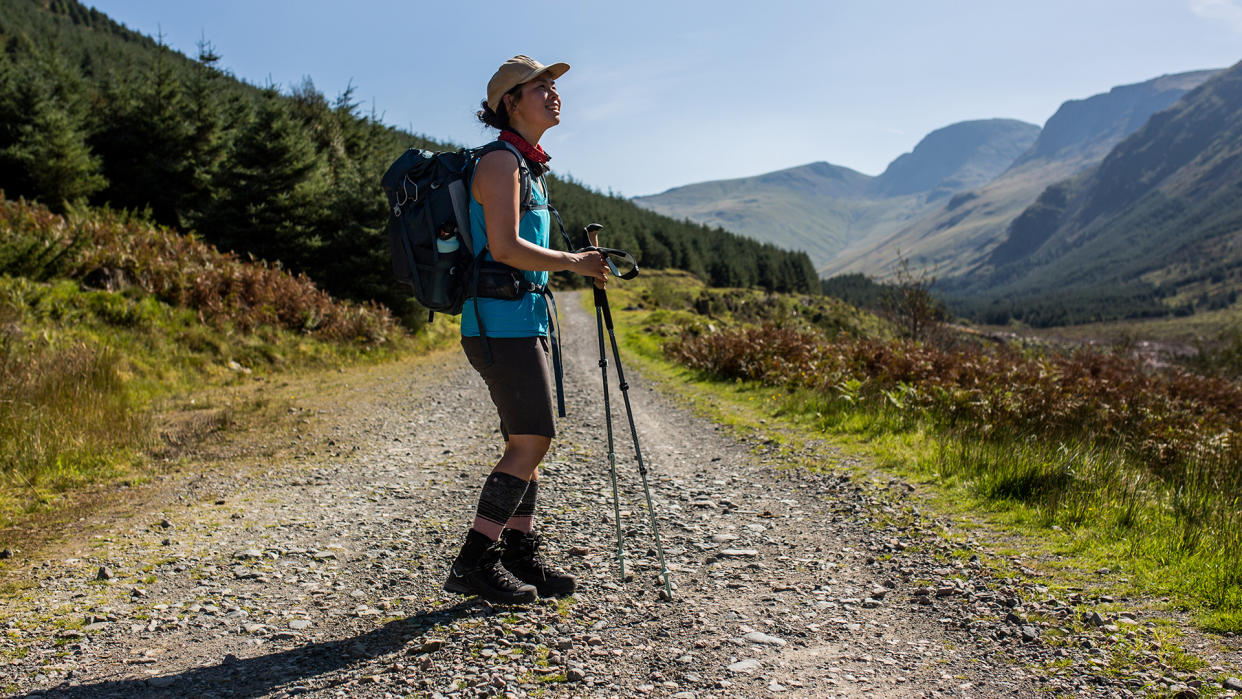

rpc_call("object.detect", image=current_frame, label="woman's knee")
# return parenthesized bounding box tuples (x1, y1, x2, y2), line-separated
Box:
(493, 435, 550, 481)
(506, 434, 551, 461)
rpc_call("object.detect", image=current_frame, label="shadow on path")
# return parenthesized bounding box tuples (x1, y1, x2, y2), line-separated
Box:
(33, 601, 487, 698)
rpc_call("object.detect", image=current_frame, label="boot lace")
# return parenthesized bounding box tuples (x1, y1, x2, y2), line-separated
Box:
(509, 533, 565, 579)
(521, 534, 548, 567)
(483, 544, 528, 588)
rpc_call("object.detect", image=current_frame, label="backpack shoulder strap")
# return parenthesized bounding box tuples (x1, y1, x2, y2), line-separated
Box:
(475, 140, 535, 212)
(473, 141, 570, 250)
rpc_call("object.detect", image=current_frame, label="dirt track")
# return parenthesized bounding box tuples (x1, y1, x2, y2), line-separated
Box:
(1, 295, 1228, 698)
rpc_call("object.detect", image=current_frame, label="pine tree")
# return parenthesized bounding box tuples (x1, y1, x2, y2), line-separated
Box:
(0, 45, 104, 208)
(90, 52, 199, 225)
(304, 92, 422, 324)
(181, 42, 232, 211)
(197, 89, 324, 269)
(2, 100, 106, 208)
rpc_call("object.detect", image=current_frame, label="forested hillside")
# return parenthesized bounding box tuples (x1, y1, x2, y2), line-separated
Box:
(0, 0, 818, 330)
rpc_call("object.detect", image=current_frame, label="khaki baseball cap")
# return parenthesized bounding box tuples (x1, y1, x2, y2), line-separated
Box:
(486, 55, 570, 112)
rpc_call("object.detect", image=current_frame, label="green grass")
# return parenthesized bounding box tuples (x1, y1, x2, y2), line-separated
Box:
(0, 274, 455, 528)
(589, 274, 1242, 634)
(798, 392, 1242, 632)
(0, 195, 465, 527)
(0, 279, 150, 514)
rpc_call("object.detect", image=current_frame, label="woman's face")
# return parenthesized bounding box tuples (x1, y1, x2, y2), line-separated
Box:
(508, 76, 560, 130)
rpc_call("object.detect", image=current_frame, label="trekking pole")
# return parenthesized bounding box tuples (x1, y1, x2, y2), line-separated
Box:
(585, 224, 674, 600)
(585, 224, 627, 582)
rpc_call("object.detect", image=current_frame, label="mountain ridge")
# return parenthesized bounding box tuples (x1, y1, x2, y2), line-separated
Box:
(958, 60, 1242, 323)
(873, 119, 1040, 197)
(819, 69, 1219, 279)
(633, 118, 1039, 268)
(1011, 69, 1219, 169)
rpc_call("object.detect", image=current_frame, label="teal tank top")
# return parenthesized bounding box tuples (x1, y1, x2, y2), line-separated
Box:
(460, 160, 551, 338)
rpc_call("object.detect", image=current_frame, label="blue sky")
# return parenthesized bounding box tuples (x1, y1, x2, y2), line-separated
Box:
(90, 1, 1242, 197)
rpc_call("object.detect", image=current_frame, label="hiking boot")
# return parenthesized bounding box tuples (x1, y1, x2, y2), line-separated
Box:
(444, 530, 537, 604)
(501, 529, 577, 597)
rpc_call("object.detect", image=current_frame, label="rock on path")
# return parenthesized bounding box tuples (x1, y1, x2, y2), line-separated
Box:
(0, 295, 1226, 698)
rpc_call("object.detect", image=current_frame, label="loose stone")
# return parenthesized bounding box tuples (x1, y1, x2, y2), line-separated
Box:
(742, 631, 786, 646)
(410, 638, 446, 655)
(727, 659, 762, 673)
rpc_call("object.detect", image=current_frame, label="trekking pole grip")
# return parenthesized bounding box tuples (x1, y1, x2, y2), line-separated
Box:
(583, 222, 609, 292)
(584, 222, 603, 249)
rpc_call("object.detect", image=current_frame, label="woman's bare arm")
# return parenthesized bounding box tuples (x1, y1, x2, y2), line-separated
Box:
(473, 151, 608, 284)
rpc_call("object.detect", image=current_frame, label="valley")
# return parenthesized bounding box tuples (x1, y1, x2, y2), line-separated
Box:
(635, 67, 1240, 328)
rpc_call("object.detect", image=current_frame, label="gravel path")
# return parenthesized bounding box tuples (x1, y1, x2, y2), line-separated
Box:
(2, 295, 1238, 698)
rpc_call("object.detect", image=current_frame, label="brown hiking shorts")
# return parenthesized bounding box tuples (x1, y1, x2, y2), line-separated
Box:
(461, 335, 555, 440)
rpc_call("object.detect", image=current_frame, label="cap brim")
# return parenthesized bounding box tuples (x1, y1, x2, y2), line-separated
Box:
(519, 63, 568, 86)
(528, 62, 570, 83)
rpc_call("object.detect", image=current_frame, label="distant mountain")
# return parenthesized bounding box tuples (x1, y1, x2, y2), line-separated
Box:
(873, 119, 1040, 197)
(949, 61, 1242, 325)
(825, 70, 1219, 279)
(629, 161, 916, 266)
(632, 119, 1039, 268)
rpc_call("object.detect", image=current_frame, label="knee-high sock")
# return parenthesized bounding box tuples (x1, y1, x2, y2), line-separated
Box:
(471, 472, 530, 541)
(505, 479, 537, 534)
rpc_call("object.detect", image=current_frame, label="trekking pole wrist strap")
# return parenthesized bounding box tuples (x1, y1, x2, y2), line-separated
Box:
(575, 246, 640, 280)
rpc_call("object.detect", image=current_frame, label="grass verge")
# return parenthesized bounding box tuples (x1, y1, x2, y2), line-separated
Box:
(0, 198, 459, 527)
(586, 273, 1242, 635)
(0, 275, 456, 527)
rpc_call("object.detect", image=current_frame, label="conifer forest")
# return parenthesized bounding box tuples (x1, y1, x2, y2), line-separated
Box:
(0, 0, 819, 330)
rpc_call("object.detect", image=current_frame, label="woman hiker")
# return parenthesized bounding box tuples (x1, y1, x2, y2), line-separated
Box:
(443, 55, 610, 604)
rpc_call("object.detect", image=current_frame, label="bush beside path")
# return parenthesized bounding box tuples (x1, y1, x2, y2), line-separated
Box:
(0, 299, 1238, 698)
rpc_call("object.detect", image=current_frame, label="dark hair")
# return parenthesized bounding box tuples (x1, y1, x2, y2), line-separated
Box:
(475, 83, 548, 177)
(476, 83, 523, 130)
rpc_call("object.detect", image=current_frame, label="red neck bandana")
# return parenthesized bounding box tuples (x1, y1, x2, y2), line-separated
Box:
(499, 130, 550, 164)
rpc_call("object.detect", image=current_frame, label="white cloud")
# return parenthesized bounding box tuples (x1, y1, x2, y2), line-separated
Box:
(1190, 0, 1242, 33)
